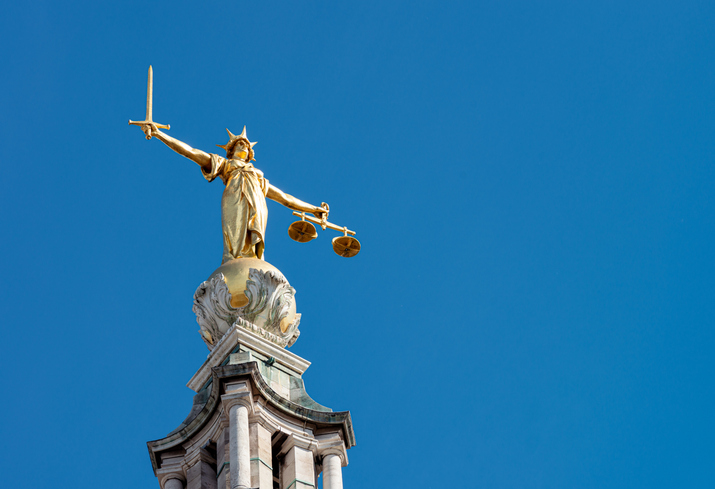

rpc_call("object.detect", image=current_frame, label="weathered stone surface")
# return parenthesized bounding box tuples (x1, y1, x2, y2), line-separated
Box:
(280, 438, 316, 489)
(187, 460, 217, 489)
(165, 479, 184, 489)
(249, 423, 273, 489)
(147, 329, 353, 489)
(229, 404, 250, 489)
(187, 325, 310, 394)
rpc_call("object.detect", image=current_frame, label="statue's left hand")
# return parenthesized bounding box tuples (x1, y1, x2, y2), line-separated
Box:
(313, 202, 330, 219)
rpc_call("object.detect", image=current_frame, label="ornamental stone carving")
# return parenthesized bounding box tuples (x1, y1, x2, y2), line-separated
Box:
(193, 269, 301, 350)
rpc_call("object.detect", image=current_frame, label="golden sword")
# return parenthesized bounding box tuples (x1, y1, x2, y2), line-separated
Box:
(128, 66, 170, 139)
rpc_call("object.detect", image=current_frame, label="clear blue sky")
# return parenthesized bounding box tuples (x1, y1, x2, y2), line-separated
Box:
(1, 1, 714, 488)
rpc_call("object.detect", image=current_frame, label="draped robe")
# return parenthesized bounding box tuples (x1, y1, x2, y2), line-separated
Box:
(202, 154, 269, 263)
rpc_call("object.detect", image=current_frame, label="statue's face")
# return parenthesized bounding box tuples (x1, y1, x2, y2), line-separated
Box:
(231, 141, 249, 160)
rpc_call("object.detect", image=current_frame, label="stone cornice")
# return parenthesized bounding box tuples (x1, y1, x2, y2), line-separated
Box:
(278, 433, 319, 458)
(216, 363, 355, 447)
(248, 405, 281, 435)
(148, 361, 355, 475)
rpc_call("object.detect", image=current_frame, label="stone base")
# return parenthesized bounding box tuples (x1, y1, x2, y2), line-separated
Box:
(148, 325, 354, 489)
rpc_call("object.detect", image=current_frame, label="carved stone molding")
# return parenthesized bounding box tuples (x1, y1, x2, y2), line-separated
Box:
(193, 270, 301, 350)
(157, 473, 186, 489)
(193, 274, 236, 347)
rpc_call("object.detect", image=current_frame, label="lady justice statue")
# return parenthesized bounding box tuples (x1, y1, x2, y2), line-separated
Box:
(139, 123, 327, 264)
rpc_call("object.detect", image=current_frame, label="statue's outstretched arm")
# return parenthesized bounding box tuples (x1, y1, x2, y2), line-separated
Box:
(144, 125, 211, 169)
(266, 184, 326, 218)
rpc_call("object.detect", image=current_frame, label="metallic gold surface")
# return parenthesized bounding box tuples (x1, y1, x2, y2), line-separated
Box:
(130, 66, 360, 261)
(288, 220, 318, 243)
(291, 211, 356, 236)
(216, 127, 257, 161)
(207, 259, 297, 325)
(128, 66, 170, 139)
(332, 236, 361, 258)
(290, 210, 360, 256)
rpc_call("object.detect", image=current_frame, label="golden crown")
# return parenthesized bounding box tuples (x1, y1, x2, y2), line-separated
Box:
(216, 126, 257, 161)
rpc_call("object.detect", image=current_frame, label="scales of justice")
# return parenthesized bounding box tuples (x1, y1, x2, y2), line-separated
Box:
(132, 66, 358, 489)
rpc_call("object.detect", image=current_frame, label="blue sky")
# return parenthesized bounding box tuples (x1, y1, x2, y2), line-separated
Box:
(1, 1, 714, 487)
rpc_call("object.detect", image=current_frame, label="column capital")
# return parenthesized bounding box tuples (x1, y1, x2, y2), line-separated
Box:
(278, 433, 319, 458)
(221, 380, 254, 414)
(156, 455, 186, 489)
(316, 433, 349, 467)
(157, 472, 186, 489)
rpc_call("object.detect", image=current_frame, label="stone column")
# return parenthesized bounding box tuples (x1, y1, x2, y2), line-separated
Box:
(279, 435, 316, 489)
(322, 454, 342, 489)
(316, 433, 348, 489)
(229, 404, 251, 489)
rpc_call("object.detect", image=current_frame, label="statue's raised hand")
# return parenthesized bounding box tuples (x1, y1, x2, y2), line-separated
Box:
(140, 123, 159, 140)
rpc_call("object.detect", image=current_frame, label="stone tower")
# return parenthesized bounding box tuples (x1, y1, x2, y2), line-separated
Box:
(147, 258, 355, 489)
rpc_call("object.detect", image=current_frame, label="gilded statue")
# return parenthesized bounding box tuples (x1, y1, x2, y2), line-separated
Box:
(130, 66, 359, 261)
(138, 124, 328, 263)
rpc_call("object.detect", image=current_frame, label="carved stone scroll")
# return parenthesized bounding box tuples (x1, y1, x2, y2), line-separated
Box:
(193, 270, 301, 350)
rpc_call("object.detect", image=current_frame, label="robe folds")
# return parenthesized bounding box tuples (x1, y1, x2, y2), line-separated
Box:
(202, 154, 270, 262)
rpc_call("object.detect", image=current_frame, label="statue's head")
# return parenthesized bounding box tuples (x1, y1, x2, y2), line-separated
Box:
(217, 126, 257, 161)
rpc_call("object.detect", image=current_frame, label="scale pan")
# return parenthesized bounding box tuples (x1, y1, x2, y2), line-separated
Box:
(288, 221, 318, 243)
(332, 236, 361, 257)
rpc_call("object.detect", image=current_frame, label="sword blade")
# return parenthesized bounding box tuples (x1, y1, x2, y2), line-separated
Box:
(146, 65, 153, 122)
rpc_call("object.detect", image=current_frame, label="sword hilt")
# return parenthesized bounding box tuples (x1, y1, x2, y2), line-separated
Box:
(128, 120, 171, 140)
